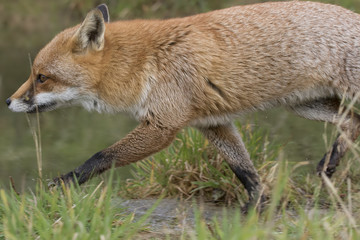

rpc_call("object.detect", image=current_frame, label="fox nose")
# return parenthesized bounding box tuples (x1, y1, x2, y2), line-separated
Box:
(6, 98, 11, 106)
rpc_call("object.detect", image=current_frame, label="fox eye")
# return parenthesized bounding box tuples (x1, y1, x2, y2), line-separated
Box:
(37, 74, 48, 83)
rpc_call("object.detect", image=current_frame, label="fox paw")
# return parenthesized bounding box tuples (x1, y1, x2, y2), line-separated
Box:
(48, 173, 76, 190)
(242, 194, 268, 214)
(316, 162, 336, 178)
(47, 177, 65, 190)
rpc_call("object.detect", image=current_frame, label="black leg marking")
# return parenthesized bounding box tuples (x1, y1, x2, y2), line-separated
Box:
(52, 151, 112, 186)
(317, 141, 342, 178)
(229, 165, 261, 201)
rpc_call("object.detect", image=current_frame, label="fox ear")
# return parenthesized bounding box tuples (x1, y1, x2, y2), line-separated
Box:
(96, 4, 110, 23)
(74, 5, 109, 52)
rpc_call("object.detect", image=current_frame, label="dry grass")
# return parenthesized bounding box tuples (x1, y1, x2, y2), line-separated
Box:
(120, 124, 283, 206)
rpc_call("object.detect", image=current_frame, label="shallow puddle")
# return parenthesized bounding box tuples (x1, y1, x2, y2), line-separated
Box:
(113, 198, 236, 236)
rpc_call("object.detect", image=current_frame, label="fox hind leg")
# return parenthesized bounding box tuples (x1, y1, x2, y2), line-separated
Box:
(290, 98, 360, 177)
(198, 123, 265, 209)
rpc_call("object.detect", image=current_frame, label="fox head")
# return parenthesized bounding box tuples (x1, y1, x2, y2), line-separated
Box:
(6, 4, 115, 113)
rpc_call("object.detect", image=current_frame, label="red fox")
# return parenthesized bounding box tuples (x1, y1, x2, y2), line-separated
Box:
(6, 2, 360, 207)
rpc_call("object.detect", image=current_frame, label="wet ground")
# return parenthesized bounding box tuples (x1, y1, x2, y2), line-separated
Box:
(113, 198, 333, 239)
(113, 198, 235, 237)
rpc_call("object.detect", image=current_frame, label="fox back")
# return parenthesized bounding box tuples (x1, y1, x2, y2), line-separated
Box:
(7, 1, 360, 126)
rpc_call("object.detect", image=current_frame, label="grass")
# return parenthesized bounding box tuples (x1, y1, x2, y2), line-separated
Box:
(0, 170, 160, 240)
(120, 124, 281, 206)
(2, 118, 360, 239)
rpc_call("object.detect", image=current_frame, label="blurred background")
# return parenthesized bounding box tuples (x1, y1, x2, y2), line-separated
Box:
(1, 0, 359, 191)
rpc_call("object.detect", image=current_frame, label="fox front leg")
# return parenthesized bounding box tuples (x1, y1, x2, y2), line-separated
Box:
(51, 122, 179, 186)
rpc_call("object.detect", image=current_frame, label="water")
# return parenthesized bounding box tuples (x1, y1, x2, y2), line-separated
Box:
(0, 106, 137, 191)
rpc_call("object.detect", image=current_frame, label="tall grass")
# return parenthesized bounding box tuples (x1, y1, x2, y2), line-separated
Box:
(25, 54, 43, 189)
(0, 170, 161, 240)
(1, 119, 360, 238)
(187, 172, 360, 240)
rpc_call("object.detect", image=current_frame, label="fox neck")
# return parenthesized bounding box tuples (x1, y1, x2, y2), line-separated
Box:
(93, 19, 195, 120)
(92, 21, 159, 116)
